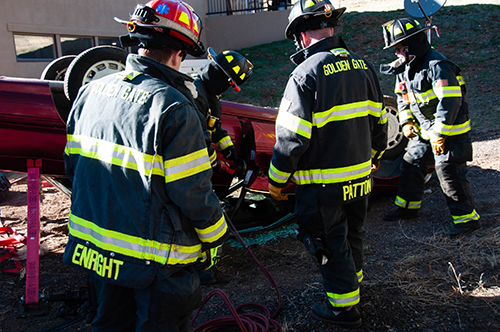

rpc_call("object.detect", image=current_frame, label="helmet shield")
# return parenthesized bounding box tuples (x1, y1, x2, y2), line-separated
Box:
(382, 17, 429, 49)
(115, 0, 205, 57)
(285, 0, 346, 40)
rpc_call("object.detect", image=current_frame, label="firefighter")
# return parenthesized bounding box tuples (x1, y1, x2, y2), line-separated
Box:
(192, 47, 254, 168)
(190, 47, 253, 285)
(63, 1, 228, 331)
(268, 0, 387, 328)
(380, 17, 480, 237)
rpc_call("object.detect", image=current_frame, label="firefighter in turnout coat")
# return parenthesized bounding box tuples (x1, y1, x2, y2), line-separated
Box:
(268, 0, 387, 328)
(63, 1, 228, 331)
(192, 47, 253, 168)
(380, 17, 480, 237)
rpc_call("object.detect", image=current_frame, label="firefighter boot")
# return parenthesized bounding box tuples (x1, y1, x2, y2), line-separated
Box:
(449, 221, 481, 237)
(382, 207, 418, 221)
(311, 303, 362, 329)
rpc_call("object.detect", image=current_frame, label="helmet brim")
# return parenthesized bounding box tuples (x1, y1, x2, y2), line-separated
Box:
(285, 7, 346, 40)
(382, 26, 431, 49)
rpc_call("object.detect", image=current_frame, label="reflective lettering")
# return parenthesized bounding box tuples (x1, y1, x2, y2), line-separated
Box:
(71, 243, 124, 280)
(342, 179, 372, 201)
(352, 59, 368, 70)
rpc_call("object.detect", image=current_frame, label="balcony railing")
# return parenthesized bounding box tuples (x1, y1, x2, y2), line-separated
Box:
(207, 0, 292, 15)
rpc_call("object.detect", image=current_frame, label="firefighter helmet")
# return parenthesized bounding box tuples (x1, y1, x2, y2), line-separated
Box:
(285, 0, 346, 40)
(382, 17, 430, 49)
(207, 47, 254, 92)
(114, 0, 205, 56)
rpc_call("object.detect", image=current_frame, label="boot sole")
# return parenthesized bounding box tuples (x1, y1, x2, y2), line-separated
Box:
(311, 311, 362, 329)
(449, 224, 481, 237)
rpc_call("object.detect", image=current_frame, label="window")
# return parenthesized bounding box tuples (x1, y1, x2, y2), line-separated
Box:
(98, 37, 121, 47)
(13, 34, 56, 60)
(60, 36, 94, 56)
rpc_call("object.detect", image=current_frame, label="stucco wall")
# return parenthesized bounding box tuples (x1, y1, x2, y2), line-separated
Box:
(0, 0, 213, 78)
(204, 10, 290, 52)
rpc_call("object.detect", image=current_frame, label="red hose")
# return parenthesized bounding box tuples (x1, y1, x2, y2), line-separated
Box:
(191, 212, 283, 332)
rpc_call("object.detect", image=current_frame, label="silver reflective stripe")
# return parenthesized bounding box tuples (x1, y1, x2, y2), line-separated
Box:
(453, 210, 480, 224)
(68, 212, 202, 265)
(291, 160, 371, 185)
(269, 162, 291, 184)
(314, 100, 383, 128)
(65, 135, 164, 176)
(327, 289, 360, 306)
(195, 214, 227, 243)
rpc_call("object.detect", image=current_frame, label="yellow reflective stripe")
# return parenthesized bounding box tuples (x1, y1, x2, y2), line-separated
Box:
(269, 162, 291, 184)
(330, 48, 350, 56)
(457, 75, 465, 86)
(209, 150, 217, 164)
(395, 196, 421, 209)
(215, 136, 234, 150)
(276, 110, 312, 139)
(292, 160, 371, 185)
(357, 270, 363, 283)
(433, 85, 462, 99)
(68, 211, 202, 265)
(372, 148, 385, 159)
(314, 100, 383, 128)
(433, 120, 471, 136)
(398, 109, 414, 124)
(327, 288, 360, 307)
(194, 214, 227, 243)
(379, 107, 388, 124)
(452, 210, 480, 224)
(412, 88, 436, 104)
(66, 135, 164, 176)
(164, 148, 211, 183)
(304, 0, 315, 8)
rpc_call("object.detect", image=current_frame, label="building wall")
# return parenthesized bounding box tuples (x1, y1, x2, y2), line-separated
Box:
(0, 0, 290, 78)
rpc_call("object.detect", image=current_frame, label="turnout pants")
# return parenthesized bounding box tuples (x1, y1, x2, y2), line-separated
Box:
(396, 133, 479, 224)
(295, 185, 368, 308)
(90, 265, 201, 332)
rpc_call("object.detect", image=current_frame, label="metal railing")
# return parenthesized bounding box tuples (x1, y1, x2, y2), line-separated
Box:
(207, 0, 292, 15)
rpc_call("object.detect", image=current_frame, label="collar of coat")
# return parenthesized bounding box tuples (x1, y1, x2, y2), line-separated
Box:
(290, 35, 349, 66)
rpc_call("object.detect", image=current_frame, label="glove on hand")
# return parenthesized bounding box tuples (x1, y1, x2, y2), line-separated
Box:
(431, 135, 446, 155)
(402, 122, 419, 139)
(201, 244, 224, 270)
(268, 183, 288, 201)
(222, 146, 236, 160)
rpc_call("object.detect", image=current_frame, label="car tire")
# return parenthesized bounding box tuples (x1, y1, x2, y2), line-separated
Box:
(64, 46, 127, 102)
(40, 55, 76, 81)
(382, 95, 408, 160)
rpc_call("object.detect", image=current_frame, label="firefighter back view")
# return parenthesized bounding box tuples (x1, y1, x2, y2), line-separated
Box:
(63, 1, 228, 331)
(380, 17, 480, 237)
(268, 0, 388, 328)
(192, 47, 254, 168)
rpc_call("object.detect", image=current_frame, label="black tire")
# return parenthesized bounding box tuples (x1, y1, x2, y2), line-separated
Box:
(40, 55, 76, 81)
(382, 95, 408, 160)
(64, 46, 128, 102)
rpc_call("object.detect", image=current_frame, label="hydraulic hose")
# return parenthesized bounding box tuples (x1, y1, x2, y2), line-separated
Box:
(191, 211, 283, 332)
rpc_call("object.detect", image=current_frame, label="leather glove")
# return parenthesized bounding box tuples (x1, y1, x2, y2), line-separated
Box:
(402, 122, 419, 139)
(201, 244, 224, 270)
(371, 159, 380, 173)
(431, 135, 446, 155)
(222, 146, 236, 160)
(269, 183, 288, 201)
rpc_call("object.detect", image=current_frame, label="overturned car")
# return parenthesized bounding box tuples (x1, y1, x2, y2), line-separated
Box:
(0, 46, 408, 231)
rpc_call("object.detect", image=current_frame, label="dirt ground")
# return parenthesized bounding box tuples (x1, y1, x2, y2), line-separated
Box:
(1, 1, 500, 331)
(2, 126, 499, 332)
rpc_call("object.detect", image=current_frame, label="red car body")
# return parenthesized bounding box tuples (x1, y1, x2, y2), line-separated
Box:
(0, 75, 400, 195)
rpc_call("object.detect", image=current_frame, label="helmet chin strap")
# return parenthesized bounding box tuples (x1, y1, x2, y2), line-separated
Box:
(403, 46, 411, 63)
